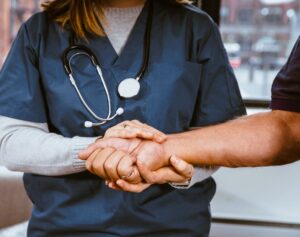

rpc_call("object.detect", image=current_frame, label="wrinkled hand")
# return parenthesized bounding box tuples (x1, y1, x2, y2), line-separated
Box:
(80, 137, 194, 193)
(105, 120, 167, 143)
(79, 120, 194, 193)
(79, 120, 167, 160)
(110, 155, 194, 193)
(80, 137, 143, 183)
(79, 120, 167, 184)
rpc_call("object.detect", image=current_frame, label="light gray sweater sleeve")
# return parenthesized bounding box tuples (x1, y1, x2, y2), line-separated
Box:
(0, 116, 97, 176)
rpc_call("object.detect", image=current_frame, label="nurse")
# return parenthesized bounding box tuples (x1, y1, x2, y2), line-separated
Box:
(0, 0, 245, 236)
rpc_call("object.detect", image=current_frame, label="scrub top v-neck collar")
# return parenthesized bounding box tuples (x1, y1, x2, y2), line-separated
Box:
(95, 0, 151, 73)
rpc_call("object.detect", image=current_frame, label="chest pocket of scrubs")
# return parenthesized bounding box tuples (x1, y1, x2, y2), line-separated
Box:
(144, 61, 202, 133)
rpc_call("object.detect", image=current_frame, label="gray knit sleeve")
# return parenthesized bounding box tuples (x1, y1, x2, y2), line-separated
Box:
(0, 116, 96, 176)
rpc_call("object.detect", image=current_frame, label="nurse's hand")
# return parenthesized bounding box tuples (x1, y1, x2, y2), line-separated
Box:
(108, 156, 194, 193)
(105, 120, 167, 143)
(82, 138, 143, 183)
(79, 120, 167, 161)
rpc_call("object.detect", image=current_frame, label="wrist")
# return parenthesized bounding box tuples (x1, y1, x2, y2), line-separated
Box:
(162, 134, 177, 164)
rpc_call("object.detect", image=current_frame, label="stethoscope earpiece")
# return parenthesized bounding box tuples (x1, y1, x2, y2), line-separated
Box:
(116, 107, 125, 115)
(84, 121, 94, 128)
(84, 107, 125, 128)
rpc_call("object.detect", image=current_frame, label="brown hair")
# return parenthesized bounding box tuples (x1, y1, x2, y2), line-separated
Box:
(42, 0, 192, 39)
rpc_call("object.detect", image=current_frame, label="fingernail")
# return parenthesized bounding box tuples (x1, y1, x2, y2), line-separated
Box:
(105, 181, 108, 186)
(116, 180, 123, 186)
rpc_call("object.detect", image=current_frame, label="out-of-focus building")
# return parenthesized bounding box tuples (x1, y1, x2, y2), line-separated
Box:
(220, 0, 300, 64)
(0, 0, 40, 67)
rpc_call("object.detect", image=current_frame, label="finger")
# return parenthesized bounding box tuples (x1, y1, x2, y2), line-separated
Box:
(85, 148, 102, 175)
(117, 154, 136, 179)
(107, 182, 123, 191)
(169, 155, 194, 178)
(106, 120, 167, 143)
(138, 161, 191, 184)
(130, 120, 167, 143)
(116, 179, 151, 193)
(91, 147, 116, 179)
(103, 150, 127, 182)
(121, 166, 143, 184)
(80, 137, 136, 159)
(152, 167, 191, 184)
(79, 140, 106, 160)
(136, 162, 157, 184)
(106, 126, 155, 140)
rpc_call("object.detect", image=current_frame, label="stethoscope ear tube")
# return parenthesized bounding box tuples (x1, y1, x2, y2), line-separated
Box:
(61, 0, 153, 127)
(135, 0, 153, 81)
(62, 45, 100, 75)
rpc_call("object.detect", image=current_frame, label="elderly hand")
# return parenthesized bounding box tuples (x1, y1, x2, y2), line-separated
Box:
(79, 120, 168, 184)
(80, 137, 143, 183)
(79, 120, 194, 193)
(110, 155, 194, 193)
(79, 120, 167, 160)
(104, 120, 167, 143)
(80, 137, 194, 193)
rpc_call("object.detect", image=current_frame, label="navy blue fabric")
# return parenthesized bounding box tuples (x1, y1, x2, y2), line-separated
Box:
(0, 1, 245, 236)
(271, 36, 300, 112)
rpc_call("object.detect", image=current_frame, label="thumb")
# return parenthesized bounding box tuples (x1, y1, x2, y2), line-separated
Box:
(169, 155, 194, 178)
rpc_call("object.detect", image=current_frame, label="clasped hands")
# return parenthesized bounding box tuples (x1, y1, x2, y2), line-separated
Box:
(79, 120, 193, 193)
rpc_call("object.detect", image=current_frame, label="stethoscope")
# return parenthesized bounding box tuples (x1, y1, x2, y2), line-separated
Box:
(62, 1, 153, 128)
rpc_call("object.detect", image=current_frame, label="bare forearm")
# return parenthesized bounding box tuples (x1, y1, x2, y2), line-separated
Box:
(164, 111, 300, 167)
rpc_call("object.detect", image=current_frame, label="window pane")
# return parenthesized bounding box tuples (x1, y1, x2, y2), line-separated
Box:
(0, 0, 41, 68)
(220, 0, 300, 100)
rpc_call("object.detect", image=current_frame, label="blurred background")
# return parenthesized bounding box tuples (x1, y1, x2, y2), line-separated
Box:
(0, 0, 300, 236)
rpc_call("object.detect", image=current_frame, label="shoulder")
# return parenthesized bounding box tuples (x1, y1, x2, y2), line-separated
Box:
(22, 11, 64, 40)
(20, 11, 63, 51)
(158, 1, 215, 38)
(160, 0, 214, 24)
(23, 11, 50, 33)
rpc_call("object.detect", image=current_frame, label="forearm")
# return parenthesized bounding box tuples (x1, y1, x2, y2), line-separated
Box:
(0, 116, 96, 175)
(164, 111, 300, 167)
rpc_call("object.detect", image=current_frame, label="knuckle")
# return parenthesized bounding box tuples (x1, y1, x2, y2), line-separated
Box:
(122, 120, 131, 126)
(92, 158, 103, 171)
(132, 120, 139, 123)
(119, 167, 133, 177)
(119, 130, 127, 136)
(85, 160, 92, 171)
(118, 166, 130, 176)
(104, 161, 114, 172)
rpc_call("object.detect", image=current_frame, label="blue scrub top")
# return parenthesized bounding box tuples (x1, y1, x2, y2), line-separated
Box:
(0, 1, 245, 236)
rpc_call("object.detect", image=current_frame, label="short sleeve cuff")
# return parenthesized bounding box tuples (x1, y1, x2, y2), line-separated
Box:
(271, 98, 300, 113)
(169, 166, 219, 189)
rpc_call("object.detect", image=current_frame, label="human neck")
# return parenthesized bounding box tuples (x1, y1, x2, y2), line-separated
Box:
(101, 0, 146, 8)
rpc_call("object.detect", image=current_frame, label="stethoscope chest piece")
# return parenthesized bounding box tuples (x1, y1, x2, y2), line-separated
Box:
(118, 78, 141, 99)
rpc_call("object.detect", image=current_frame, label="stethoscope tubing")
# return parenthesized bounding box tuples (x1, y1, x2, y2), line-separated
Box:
(61, 0, 153, 127)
